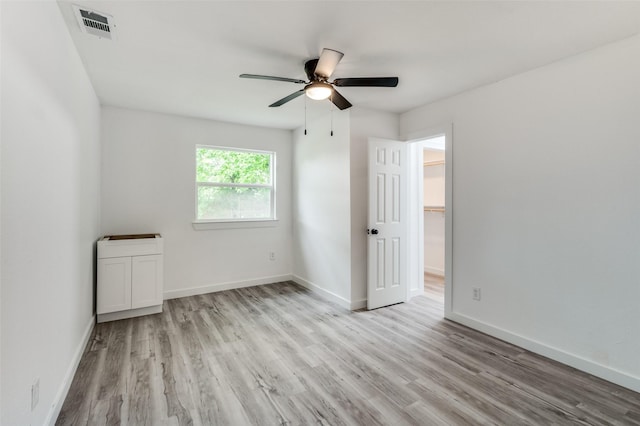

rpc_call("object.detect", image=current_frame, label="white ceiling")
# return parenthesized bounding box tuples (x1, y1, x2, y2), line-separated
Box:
(57, 1, 640, 130)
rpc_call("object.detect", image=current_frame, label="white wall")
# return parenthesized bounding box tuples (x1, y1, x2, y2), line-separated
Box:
(0, 1, 3, 419)
(0, 3, 3, 419)
(349, 108, 400, 306)
(292, 111, 353, 307)
(292, 108, 398, 310)
(423, 150, 445, 205)
(101, 107, 293, 298)
(423, 150, 445, 276)
(1, 2, 101, 424)
(423, 212, 445, 276)
(401, 34, 640, 391)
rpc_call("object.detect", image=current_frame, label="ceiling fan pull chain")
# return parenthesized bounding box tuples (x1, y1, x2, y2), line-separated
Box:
(330, 93, 334, 136)
(304, 96, 307, 135)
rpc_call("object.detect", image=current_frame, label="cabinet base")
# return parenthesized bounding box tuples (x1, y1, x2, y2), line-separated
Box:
(97, 304, 163, 323)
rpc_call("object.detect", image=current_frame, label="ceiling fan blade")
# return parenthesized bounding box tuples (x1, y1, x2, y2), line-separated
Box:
(331, 77, 398, 87)
(333, 77, 399, 87)
(329, 89, 352, 110)
(240, 74, 306, 84)
(314, 48, 344, 79)
(269, 90, 305, 107)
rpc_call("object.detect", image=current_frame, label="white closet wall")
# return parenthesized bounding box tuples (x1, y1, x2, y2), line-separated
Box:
(423, 150, 445, 276)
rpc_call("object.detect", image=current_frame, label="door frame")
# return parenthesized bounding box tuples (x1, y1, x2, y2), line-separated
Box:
(405, 124, 453, 318)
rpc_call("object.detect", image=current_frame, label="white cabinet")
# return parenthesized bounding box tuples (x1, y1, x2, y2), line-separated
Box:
(131, 255, 163, 309)
(97, 256, 132, 313)
(97, 234, 163, 323)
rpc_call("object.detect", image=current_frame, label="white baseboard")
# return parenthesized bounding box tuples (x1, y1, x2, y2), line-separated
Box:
(163, 274, 293, 300)
(292, 275, 361, 310)
(98, 304, 162, 323)
(46, 314, 95, 426)
(424, 266, 445, 276)
(409, 287, 424, 299)
(447, 311, 640, 393)
(350, 298, 367, 311)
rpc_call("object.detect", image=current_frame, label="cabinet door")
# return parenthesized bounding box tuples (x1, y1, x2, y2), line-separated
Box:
(131, 254, 163, 309)
(98, 257, 132, 314)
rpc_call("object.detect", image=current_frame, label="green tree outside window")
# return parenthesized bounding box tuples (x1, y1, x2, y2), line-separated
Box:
(196, 147, 275, 220)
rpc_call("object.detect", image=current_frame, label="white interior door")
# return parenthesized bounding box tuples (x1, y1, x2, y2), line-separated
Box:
(367, 138, 408, 310)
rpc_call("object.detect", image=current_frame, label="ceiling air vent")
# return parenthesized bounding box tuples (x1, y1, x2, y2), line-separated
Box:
(73, 5, 115, 40)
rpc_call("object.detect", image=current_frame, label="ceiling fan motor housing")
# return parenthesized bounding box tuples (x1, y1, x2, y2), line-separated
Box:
(304, 59, 321, 81)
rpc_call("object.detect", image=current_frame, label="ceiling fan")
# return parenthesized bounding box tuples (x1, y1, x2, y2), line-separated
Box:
(240, 48, 399, 110)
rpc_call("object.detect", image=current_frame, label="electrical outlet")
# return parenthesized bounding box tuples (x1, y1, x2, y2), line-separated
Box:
(269, 251, 276, 261)
(472, 288, 481, 301)
(31, 378, 40, 411)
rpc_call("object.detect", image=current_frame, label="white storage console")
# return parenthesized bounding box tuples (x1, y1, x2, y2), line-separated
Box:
(97, 234, 163, 323)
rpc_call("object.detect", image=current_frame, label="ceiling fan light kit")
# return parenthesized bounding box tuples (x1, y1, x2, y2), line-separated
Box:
(239, 48, 399, 111)
(304, 82, 333, 100)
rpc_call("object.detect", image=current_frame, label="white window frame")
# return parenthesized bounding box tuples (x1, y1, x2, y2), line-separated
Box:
(193, 145, 277, 230)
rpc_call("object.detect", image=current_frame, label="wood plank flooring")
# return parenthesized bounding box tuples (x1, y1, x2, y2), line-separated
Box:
(423, 272, 444, 303)
(57, 281, 640, 425)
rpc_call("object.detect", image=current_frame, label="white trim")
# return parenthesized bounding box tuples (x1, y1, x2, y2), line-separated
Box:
(424, 266, 445, 276)
(405, 123, 453, 316)
(46, 315, 95, 426)
(97, 305, 162, 323)
(408, 142, 425, 301)
(163, 274, 292, 300)
(292, 275, 358, 311)
(350, 298, 367, 311)
(447, 312, 640, 393)
(196, 144, 275, 156)
(197, 181, 273, 189)
(408, 288, 424, 299)
(192, 219, 279, 230)
(444, 124, 453, 317)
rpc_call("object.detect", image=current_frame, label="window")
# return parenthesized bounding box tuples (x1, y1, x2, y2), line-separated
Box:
(195, 146, 275, 222)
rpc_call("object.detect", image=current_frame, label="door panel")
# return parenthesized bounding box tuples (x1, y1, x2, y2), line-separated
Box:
(131, 254, 163, 309)
(368, 138, 407, 310)
(376, 239, 385, 289)
(377, 174, 385, 222)
(97, 257, 132, 314)
(392, 237, 400, 287)
(392, 174, 400, 222)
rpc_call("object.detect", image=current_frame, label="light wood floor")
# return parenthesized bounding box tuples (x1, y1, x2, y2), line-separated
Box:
(57, 281, 640, 425)
(423, 272, 445, 303)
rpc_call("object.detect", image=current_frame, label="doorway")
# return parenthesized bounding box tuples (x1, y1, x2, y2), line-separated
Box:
(422, 141, 446, 305)
(407, 127, 452, 318)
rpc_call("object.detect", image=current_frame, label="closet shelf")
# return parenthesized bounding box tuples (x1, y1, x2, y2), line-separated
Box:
(423, 160, 445, 167)
(424, 206, 445, 213)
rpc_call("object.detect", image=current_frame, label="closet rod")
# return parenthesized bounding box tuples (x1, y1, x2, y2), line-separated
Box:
(424, 206, 445, 213)
(423, 160, 445, 167)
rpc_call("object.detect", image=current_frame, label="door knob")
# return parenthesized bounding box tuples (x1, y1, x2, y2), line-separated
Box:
(369, 229, 379, 235)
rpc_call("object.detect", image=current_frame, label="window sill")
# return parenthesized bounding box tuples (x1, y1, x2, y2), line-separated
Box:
(192, 219, 279, 231)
